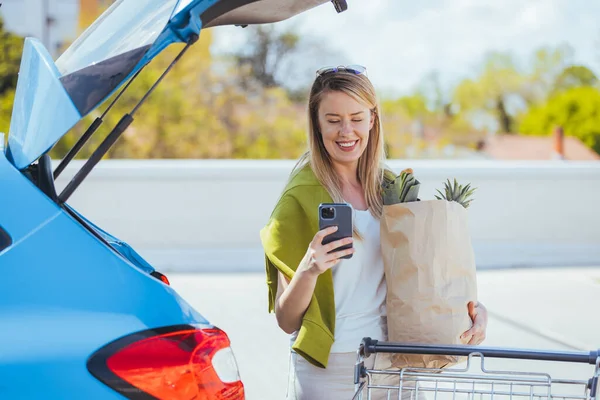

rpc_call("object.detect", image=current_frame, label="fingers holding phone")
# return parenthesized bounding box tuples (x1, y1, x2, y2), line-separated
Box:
(300, 203, 355, 275)
(306, 226, 354, 274)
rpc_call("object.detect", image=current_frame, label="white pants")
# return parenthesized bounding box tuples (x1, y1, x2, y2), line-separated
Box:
(286, 351, 367, 400)
(286, 351, 428, 400)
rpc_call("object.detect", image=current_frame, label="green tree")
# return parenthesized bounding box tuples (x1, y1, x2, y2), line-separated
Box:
(52, 29, 219, 159)
(49, 4, 342, 160)
(452, 52, 525, 133)
(0, 18, 23, 95)
(229, 24, 344, 102)
(553, 65, 598, 92)
(233, 25, 300, 89)
(524, 45, 573, 103)
(51, 26, 311, 160)
(0, 17, 24, 136)
(519, 86, 600, 154)
(452, 46, 572, 134)
(0, 89, 15, 137)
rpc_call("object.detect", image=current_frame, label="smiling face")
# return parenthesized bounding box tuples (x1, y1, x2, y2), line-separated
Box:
(317, 90, 375, 168)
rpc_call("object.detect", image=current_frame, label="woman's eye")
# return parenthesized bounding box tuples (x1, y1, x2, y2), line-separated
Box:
(328, 120, 340, 124)
(352, 119, 363, 122)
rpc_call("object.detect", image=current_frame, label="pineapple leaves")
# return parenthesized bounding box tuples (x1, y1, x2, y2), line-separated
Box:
(435, 178, 477, 208)
(382, 169, 476, 208)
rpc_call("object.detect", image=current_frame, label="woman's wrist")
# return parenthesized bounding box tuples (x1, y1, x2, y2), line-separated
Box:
(296, 261, 321, 280)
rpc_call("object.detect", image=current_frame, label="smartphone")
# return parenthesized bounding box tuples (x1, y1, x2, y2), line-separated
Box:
(318, 203, 354, 259)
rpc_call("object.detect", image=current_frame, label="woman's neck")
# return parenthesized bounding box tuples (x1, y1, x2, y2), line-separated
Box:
(333, 162, 360, 188)
(333, 161, 368, 210)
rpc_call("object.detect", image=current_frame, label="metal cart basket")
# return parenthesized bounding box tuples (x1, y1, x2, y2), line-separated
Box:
(353, 338, 599, 400)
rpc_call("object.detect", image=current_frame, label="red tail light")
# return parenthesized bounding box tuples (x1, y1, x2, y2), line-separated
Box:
(88, 325, 245, 400)
(150, 271, 170, 285)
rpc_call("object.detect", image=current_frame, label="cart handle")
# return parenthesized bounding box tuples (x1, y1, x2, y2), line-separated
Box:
(360, 337, 600, 365)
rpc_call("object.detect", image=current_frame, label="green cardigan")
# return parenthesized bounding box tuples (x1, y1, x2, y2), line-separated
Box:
(259, 164, 336, 369)
(260, 163, 396, 368)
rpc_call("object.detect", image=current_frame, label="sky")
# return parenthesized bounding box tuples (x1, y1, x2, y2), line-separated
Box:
(0, 0, 598, 97)
(211, 0, 600, 96)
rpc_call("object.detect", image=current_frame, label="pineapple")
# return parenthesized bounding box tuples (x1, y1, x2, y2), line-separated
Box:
(435, 178, 476, 209)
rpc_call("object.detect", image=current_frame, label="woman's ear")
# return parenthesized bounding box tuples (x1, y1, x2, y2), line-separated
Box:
(369, 109, 376, 130)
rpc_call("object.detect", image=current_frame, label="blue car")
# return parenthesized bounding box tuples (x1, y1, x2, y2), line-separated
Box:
(0, 0, 345, 398)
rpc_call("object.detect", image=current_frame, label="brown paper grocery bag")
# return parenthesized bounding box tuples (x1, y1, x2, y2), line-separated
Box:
(380, 199, 478, 369)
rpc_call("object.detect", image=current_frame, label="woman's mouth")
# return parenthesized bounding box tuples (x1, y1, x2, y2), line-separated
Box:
(336, 140, 359, 152)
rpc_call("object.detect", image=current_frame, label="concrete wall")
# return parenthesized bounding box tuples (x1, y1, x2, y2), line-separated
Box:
(54, 159, 600, 272)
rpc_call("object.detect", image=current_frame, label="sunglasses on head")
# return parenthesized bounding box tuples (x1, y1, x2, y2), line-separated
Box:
(316, 64, 367, 77)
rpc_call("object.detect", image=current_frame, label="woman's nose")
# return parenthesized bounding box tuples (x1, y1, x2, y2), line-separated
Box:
(340, 120, 353, 135)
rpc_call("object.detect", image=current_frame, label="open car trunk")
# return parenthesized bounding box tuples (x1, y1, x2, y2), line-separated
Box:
(6, 0, 344, 171)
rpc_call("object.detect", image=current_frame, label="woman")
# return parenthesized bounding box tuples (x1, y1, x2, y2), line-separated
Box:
(260, 65, 488, 400)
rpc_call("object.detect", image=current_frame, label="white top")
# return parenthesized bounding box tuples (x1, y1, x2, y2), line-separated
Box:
(291, 208, 388, 353)
(330, 208, 387, 352)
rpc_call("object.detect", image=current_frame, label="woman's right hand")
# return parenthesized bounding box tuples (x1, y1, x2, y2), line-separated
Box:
(274, 226, 353, 334)
(301, 226, 354, 276)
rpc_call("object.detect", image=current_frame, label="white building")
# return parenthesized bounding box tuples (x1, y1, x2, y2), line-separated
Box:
(0, 0, 79, 57)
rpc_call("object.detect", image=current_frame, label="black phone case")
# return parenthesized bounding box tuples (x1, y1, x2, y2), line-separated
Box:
(318, 203, 354, 259)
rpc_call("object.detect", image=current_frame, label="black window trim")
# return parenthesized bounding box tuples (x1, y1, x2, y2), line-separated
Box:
(0, 224, 12, 252)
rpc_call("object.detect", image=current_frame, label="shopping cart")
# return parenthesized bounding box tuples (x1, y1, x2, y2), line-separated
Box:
(353, 337, 599, 400)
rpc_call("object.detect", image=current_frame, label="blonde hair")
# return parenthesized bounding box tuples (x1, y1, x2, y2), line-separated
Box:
(292, 70, 387, 225)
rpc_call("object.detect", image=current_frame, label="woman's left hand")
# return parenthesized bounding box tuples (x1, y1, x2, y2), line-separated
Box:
(461, 301, 488, 345)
